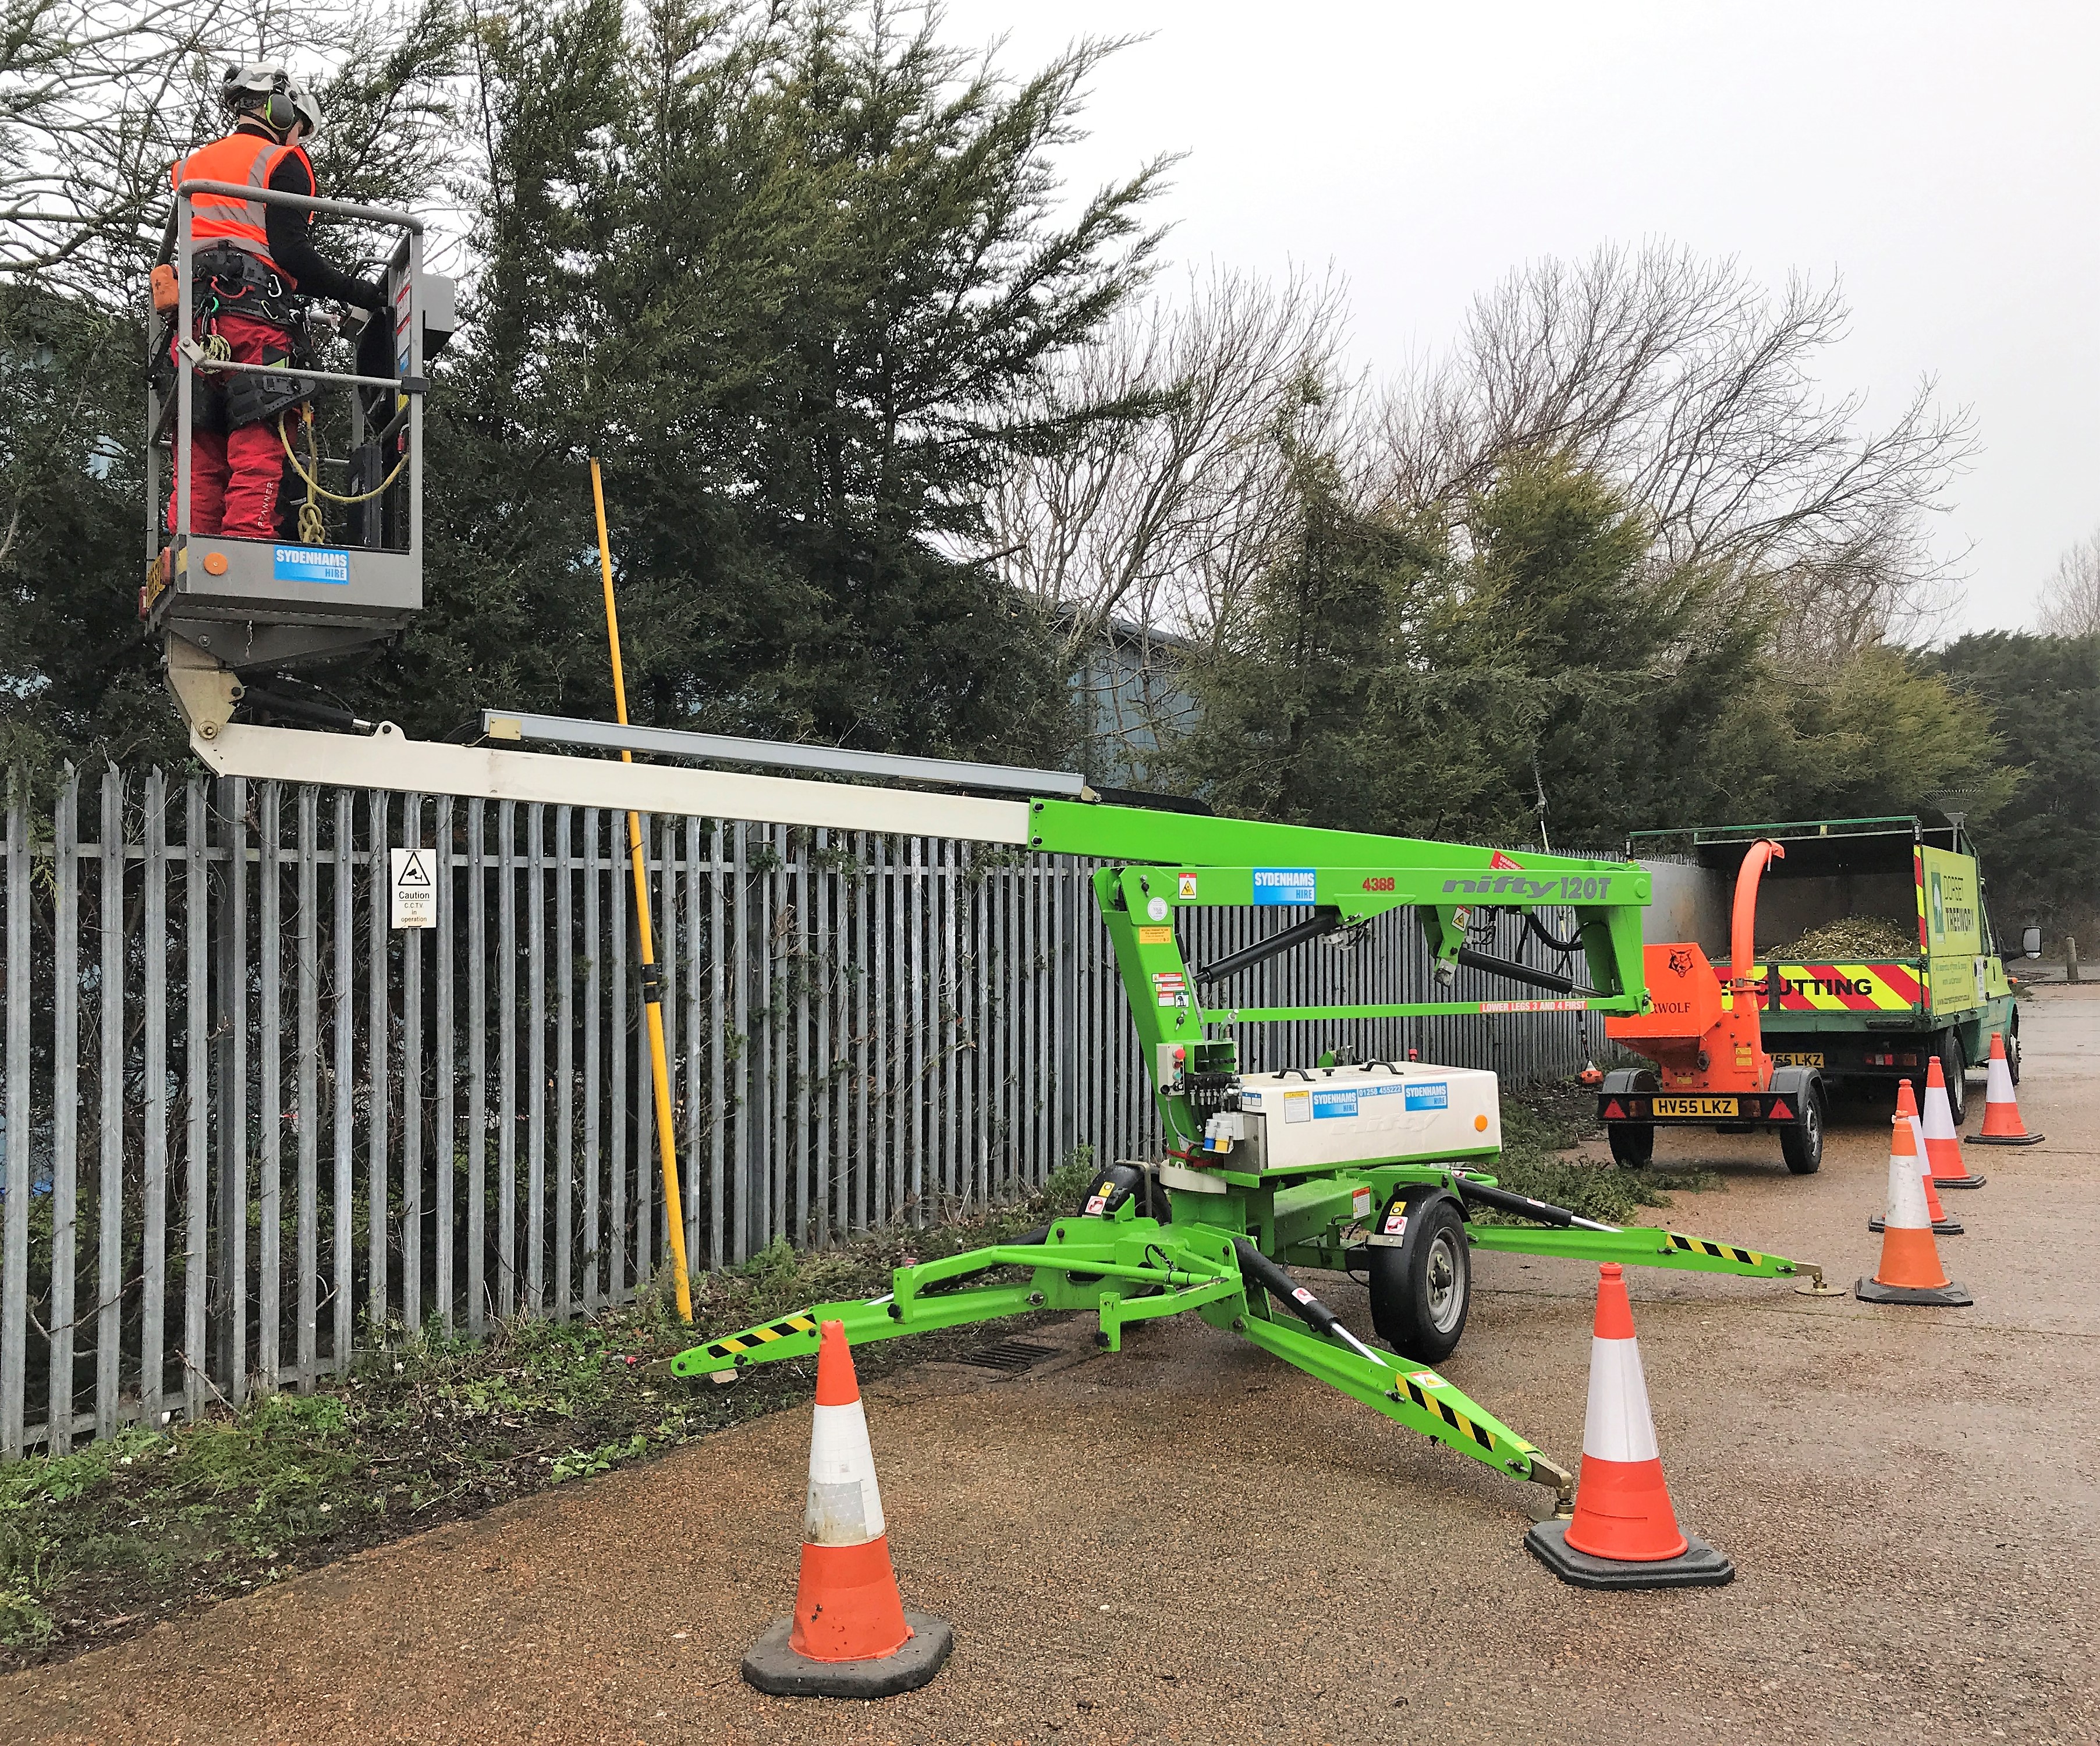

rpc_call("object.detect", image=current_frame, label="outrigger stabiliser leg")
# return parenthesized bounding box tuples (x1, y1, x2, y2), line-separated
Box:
(671, 1171, 1826, 1512)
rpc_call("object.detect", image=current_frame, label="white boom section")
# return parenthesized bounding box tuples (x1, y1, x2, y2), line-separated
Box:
(190, 722, 1034, 843)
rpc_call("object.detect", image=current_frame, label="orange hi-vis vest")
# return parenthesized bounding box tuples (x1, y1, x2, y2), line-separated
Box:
(172, 131, 312, 274)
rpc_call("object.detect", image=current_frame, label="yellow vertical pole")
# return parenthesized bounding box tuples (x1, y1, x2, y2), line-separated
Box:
(591, 459, 694, 1323)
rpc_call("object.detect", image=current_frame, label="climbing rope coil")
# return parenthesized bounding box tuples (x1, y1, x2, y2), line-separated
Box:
(278, 401, 407, 547)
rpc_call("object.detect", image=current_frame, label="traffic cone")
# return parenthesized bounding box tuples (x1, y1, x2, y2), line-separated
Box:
(1856, 1115, 1971, 1306)
(740, 1321, 954, 1697)
(1525, 1264, 1733, 1589)
(1971, 1031, 2043, 1147)
(1922, 1056, 1987, 1187)
(1871, 1081, 1961, 1237)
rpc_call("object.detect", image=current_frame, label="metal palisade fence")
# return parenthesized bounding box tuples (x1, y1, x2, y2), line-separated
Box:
(0, 768, 1594, 1456)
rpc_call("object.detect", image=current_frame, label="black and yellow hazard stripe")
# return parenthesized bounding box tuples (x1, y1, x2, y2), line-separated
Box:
(699, 1311, 820, 1363)
(1668, 1231, 1764, 1267)
(1402, 1374, 1496, 1453)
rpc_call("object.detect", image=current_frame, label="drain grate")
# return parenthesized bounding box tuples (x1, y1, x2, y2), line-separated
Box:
(958, 1337, 1061, 1375)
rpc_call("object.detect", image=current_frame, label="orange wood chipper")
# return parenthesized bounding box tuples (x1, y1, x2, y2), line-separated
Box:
(1596, 840, 1827, 1174)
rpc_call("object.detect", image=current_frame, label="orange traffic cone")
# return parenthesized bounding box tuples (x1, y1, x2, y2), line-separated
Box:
(741, 1321, 953, 1697)
(1971, 1030, 2043, 1147)
(1922, 1056, 1986, 1187)
(1871, 1081, 1961, 1237)
(1525, 1264, 1733, 1589)
(1856, 1115, 1971, 1306)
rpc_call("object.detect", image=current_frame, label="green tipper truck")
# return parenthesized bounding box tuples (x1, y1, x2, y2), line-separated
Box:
(1630, 816, 2021, 1122)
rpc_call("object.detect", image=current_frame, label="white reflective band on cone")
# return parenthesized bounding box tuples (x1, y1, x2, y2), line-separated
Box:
(804, 1399, 886, 1546)
(1985, 1051, 2016, 1104)
(1885, 1143, 1931, 1231)
(1909, 1112, 1931, 1183)
(1922, 1083, 1959, 1142)
(1582, 1336, 1661, 1464)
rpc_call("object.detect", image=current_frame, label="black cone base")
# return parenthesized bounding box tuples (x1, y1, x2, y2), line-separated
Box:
(1854, 1276, 1973, 1306)
(1524, 1519, 1734, 1590)
(742, 1612, 953, 1698)
(1971, 1132, 2042, 1146)
(1934, 1172, 1989, 1187)
(1870, 1214, 1963, 1235)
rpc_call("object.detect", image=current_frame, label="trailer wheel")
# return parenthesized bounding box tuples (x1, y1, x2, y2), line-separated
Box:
(1368, 1193, 1470, 1362)
(1941, 1030, 1968, 1125)
(1607, 1122, 1654, 1168)
(1780, 1086, 1825, 1175)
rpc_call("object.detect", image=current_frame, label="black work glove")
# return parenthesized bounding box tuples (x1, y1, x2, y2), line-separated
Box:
(355, 278, 388, 311)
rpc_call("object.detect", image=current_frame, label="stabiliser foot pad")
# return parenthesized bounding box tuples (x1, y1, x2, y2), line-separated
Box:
(742, 1612, 953, 1698)
(1524, 1520, 1734, 1589)
(1870, 1214, 1963, 1235)
(1854, 1277, 1973, 1306)
(1934, 1173, 1989, 1187)
(1970, 1134, 2042, 1146)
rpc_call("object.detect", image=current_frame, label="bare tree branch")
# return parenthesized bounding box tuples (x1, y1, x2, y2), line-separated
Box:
(1371, 242, 1976, 656)
(2039, 527, 2100, 636)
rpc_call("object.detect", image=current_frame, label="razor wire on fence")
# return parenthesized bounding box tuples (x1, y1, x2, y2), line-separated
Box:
(0, 768, 1594, 1456)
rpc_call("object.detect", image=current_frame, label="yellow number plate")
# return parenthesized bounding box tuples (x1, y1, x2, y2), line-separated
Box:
(1770, 1052, 1824, 1068)
(1654, 1096, 1739, 1117)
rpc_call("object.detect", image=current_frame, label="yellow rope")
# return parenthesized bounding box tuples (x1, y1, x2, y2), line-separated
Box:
(276, 414, 407, 508)
(296, 405, 325, 544)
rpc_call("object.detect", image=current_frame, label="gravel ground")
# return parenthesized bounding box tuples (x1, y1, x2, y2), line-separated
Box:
(8, 987, 2095, 1746)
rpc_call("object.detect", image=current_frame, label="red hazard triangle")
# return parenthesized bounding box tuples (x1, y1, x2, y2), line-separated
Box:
(1489, 851, 1523, 871)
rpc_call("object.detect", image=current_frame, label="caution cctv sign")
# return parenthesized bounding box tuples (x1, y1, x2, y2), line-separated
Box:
(389, 847, 436, 929)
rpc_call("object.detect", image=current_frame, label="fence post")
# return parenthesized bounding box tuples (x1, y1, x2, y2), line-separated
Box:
(2, 781, 31, 1458)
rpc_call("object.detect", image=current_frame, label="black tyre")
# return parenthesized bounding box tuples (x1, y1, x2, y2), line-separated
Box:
(1941, 1029, 1968, 1125)
(1367, 1193, 1471, 1363)
(1608, 1121, 1654, 1167)
(1780, 1085, 1824, 1175)
(2007, 1026, 2021, 1086)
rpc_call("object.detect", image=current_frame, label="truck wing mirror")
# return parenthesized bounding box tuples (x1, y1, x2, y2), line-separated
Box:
(2022, 926, 2042, 959)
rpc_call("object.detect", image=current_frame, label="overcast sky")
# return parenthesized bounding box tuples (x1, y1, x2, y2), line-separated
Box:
(942, 0, 2096, 639)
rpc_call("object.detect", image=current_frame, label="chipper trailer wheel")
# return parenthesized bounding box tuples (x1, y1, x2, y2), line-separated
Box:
(1779, 1083, 1826, 1175)
(1608, 1120, 1655, 1168)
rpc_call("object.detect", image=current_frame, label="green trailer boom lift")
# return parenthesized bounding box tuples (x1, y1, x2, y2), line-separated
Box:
(144, 214, 1823, 1512)
(652, 783, 1828, 1514)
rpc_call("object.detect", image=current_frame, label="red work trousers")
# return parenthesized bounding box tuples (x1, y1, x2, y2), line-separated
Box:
(167, 312, 294, 541)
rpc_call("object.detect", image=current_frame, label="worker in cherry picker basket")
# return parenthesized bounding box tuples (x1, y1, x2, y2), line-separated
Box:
(164, 62, 388, 540)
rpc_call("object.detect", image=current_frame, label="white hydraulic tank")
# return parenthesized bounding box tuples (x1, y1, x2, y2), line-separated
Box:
(1198, 1061, 1501, 1173)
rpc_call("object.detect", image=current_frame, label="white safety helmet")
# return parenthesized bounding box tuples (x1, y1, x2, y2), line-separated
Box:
(287, 83, 324, 141)
(220, 61, 299, 134)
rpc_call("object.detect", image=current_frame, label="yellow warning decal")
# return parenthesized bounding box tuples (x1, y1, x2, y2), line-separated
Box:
(1403, 1375, 1496, 1451)
(1137, 926, 1173, 944)
(703, 1311, 818, 1361)
(1668, 1232, 1764, 1267)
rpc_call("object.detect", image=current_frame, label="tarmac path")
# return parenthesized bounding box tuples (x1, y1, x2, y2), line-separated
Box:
(7, 986, 2096, 1746)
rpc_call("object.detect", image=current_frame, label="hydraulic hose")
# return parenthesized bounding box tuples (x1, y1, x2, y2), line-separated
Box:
(1524, 911, 1584, 954)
